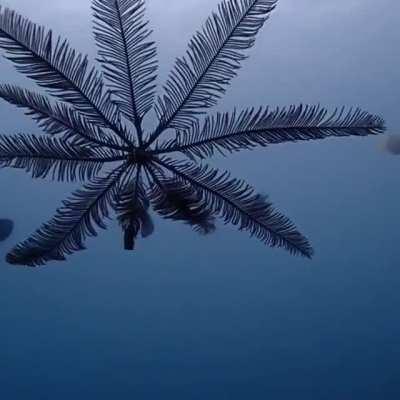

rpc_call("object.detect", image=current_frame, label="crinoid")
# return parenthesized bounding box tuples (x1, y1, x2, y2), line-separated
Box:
(0, 0, 385, 266)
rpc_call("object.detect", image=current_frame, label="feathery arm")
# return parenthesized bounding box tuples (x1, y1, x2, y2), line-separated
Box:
(147, 0, 277, 147)
(0, 134, 125, 182)
(93, 0, 158, 145)
(146, 164, 216, 235)
(155, 105, 386, 158)
(113, 164, 154, 250)
(0, 7, 132, 147)
(0, 84, 131, 152)
(154, 157, 313, 258)
(7, 164, 128, 266)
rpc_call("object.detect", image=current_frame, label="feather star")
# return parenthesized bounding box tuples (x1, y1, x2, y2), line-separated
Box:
(0, 0, 385, 267)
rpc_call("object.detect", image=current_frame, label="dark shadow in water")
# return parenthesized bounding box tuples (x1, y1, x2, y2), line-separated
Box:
(383, 135, 400, 155)
(0, 219, 14, 242)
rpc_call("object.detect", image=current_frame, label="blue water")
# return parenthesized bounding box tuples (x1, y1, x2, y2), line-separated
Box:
(1, 0, 399, 398)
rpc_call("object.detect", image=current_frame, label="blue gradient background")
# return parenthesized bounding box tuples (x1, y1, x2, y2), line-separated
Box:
(1, 0, 399, 398)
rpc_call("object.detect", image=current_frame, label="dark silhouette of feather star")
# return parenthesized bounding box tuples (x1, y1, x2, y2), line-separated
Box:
(0, 0, 385, 267)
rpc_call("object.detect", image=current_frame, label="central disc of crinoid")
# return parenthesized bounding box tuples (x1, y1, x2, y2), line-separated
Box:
(128, 149, 152, 164)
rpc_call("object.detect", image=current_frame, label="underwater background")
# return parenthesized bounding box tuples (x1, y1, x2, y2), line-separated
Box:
(1, 0, 399, 398)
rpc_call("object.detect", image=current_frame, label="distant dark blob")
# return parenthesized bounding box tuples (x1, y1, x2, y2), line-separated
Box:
(384, 135, 400, 155)
(0, 219, 14, 242)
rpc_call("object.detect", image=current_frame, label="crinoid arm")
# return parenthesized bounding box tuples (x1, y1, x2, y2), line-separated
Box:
(0, 133, 126, 182)
(93, 0, 158, 145)
(113, 165, 154, 250)
(153, 157, 314, 258)
(0, 7, 132, 147)
(155, 105, 386, 159)
(146, 164, 216, 235)
(0, 84, 130, 151)
(147, 0, 277, 146)
(6, 165, 127, 267)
